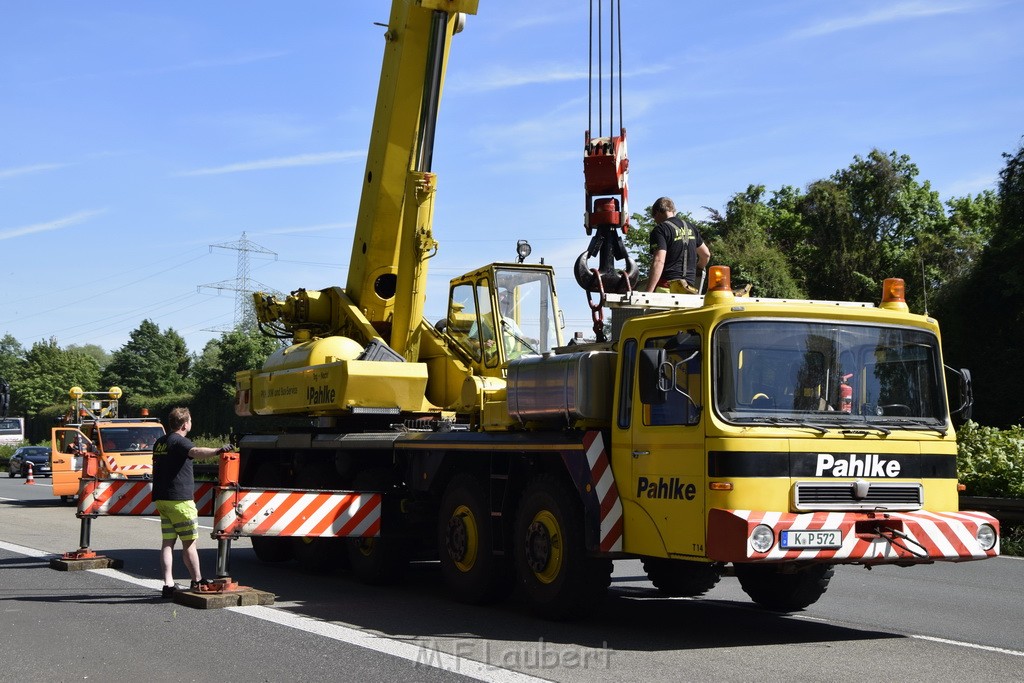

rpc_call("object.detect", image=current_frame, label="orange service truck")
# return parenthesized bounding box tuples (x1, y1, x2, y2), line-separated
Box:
(50, 387, 165, 504)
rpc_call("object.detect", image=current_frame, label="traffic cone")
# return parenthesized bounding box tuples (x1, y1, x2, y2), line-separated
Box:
(24, 462, 36, 485)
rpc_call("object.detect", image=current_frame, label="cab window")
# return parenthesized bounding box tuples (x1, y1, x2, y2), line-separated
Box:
(641, 331, 702, 427)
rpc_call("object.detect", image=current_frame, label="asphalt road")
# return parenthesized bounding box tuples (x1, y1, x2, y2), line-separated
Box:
(1, 476, 1022, 682)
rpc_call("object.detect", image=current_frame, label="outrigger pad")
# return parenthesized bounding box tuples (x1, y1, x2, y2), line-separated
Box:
(49, 556, 124, 571)
(172, 586, 275, 609)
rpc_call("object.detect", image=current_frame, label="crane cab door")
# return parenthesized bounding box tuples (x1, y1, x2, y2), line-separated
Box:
(50, 427, 93, 499)
(627, 329, 707, 558)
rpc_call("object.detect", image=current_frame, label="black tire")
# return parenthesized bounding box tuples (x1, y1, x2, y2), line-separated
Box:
(249, 461, 294, 563)
(7, 467, 14, 478)
(291, 462, 347, 573)
(642, 558, 722, 597)
(346, 469, 407, 585)
(734, 562, 834, 611)
(61, 495, 76, 506)
(437, 473, 513, 604)
(514, 474, 611, 620)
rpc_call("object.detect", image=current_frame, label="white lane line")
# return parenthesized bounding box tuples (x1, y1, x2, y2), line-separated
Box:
(229, 604, 551, 683)
(792, 612, 1024, 657)
(0, 540, 549, 682)
(910, 634, 1024, 657)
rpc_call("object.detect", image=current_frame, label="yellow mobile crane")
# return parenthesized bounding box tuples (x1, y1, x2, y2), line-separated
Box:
(230, 0, 998, 618)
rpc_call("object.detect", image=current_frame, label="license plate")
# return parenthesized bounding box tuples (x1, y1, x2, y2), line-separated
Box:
(780, 529, 842, 549)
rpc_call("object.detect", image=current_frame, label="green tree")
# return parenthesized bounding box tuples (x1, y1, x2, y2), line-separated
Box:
(0, 333, 25, 386)
(191, 327, 280, 435)
(706, 185, 804, 298)
(935, 139, 1024, 427)
(9, 338, 101, 414)
(102, 319, 194, 397)
(66, 343, 111, 373)
(798, 149, 948, 310)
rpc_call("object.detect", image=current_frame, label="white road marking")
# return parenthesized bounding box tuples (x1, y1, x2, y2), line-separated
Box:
(229, 604, 551, 683)
(0, 539, 550, 682)
(3, 539, 1022, 665)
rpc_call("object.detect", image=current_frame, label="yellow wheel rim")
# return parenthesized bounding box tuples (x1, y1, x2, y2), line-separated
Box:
(527, 510, 563, 585)
(449, 504, 480, 573)
(355, 537, 376, 557)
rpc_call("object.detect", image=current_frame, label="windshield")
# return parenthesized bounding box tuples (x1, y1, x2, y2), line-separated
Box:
(714, 320, 946, 429)
(493, 267, 562, 355)
(96, 425, 164, 452)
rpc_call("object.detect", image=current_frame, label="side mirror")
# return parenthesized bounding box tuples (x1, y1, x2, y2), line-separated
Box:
(639, 348, 668, 404)
(945, 365, 973, 424)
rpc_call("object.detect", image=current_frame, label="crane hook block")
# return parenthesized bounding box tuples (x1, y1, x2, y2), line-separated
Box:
(574, 226, 638, 294)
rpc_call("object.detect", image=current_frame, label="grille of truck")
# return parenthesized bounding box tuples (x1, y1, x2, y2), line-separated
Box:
(793, 481, 923, 511)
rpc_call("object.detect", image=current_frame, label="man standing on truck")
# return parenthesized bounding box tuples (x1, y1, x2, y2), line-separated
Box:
(152, 407, 228, 598)
(644, 196, 711, 294)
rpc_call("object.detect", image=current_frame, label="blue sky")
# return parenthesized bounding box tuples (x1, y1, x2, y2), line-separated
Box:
(2, 0, 1021, 357)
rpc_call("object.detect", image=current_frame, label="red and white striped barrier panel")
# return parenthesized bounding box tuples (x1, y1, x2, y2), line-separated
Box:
(77, 480, 215, 516)
(584, 431, 623, 553)
(213, 488, 381, 539)
(102, 455, 152, 475)
(707, 508, 1000, 564)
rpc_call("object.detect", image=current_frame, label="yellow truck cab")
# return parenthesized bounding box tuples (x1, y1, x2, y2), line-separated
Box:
(49, 387, 165, 504)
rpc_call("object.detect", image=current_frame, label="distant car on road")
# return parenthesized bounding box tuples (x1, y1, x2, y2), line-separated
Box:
(8, 446, 52, 478)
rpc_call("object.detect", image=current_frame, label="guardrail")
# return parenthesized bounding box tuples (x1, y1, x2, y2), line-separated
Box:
(960, 496, 1024, 523)
(195, 463, 219, 480)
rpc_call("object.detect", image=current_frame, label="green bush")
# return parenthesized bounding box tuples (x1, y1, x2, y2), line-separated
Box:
(957, 421, 1024, 498)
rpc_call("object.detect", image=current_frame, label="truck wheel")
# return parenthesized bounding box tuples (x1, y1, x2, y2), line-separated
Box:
(7, 468, 13, 478)
(642, 558, 722, 597)
(346, 469, 407, 585)
(514, 474, 611, 620)
(734, 562, 834, 611)
(292, 463, 346, 573)
(250, 461, 294, 563)
(437, 473, 513, 604)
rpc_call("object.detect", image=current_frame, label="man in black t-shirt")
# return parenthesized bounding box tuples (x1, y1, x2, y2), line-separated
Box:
(644, 196, 711, 294)
(152, 407, 230, 598)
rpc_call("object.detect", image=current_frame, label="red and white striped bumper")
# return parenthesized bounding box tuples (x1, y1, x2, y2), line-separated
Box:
(102, 455, 152, 477)
(707, 508, 1000, 564)
(78, 480, 215, 516)
(213, 488, 381, 539)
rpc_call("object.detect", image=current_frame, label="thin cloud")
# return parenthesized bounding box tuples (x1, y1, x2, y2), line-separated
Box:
(0, 162, 74, 179)
(175, 151, 364, 177)
(0, 209, 106, 241)
(452, 63, 670, 93)
(791, 1, 982, 39)
(261, 222, 354, 236)
(37, 51, 290, 86)
(129, 51, 289, 77)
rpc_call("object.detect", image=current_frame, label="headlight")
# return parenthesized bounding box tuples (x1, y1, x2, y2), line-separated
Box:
(750, 524, 774, 553)
(976, 524, 997, 551)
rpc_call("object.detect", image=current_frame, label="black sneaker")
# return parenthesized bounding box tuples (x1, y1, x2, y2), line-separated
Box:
(161, 584, 184, 599)
(190, 578, 213, 591)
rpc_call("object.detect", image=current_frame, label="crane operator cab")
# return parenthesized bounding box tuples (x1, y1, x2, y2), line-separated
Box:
(445, 264, 563, 373)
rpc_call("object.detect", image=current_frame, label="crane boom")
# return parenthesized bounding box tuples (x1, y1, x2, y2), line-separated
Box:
(347, 1, 476, 354)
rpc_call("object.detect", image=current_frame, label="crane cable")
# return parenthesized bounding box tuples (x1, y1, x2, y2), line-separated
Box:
(576, 0, 637, 332)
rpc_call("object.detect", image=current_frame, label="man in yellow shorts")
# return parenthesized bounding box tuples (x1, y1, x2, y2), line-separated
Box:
(152, 407, 231, 598)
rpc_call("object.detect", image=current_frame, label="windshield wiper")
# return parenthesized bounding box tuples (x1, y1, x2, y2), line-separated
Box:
(734, 416, 828, 434)
(500, 319, 539, 355)
(836, 423, 892, 436)
(871, 418, 947, 436)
